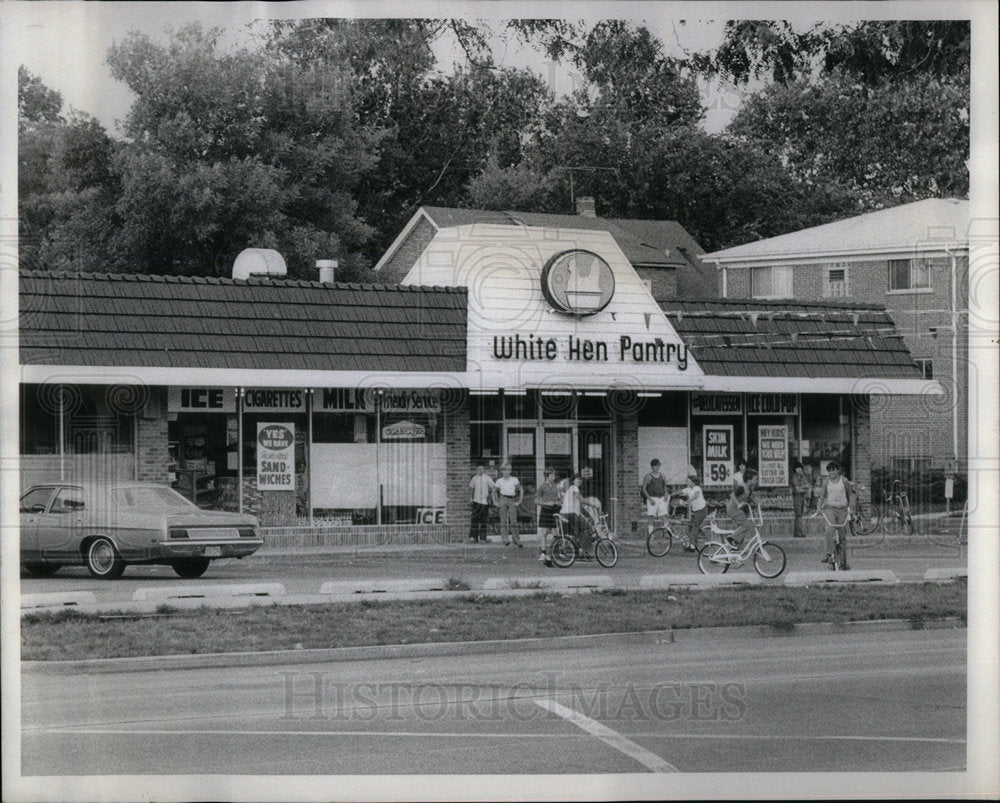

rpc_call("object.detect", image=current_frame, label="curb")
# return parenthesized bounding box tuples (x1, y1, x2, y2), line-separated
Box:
(21, 616, 966, 676)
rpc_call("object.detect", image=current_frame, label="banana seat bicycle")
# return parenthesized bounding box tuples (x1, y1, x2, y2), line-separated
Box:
(697, 504, 786, 578)
(646, 500, 723, 557)
(549, 513, 618, 568)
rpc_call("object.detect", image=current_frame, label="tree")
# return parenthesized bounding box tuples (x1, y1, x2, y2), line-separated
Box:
(104, 24, 378, 278)
(268, 19, 555, 265)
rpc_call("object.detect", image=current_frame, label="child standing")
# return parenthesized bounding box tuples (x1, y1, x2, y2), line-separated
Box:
(535, 468, 562, 567)
(678, 473, 707, 552)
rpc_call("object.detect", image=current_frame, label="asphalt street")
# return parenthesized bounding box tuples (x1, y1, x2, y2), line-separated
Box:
(21, 627, 965, 776)
(19, 535, 967, 605)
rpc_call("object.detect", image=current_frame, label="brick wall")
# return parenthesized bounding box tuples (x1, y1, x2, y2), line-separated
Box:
(136, 388, 170, 483)
(635, 266, 677, 300)
(615, 411, 641, 535)
(445, 394, 471, 539)
(377, 217, 438, 284)
(850, 395, 872, 502)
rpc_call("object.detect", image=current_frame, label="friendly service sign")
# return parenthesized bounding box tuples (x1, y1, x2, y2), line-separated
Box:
(257, 423, 295, 491)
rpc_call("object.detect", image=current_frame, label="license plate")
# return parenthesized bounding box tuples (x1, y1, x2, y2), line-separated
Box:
(204, 546, 222, 557)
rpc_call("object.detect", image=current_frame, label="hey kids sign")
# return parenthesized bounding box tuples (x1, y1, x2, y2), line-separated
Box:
(257, 423, 295, 491)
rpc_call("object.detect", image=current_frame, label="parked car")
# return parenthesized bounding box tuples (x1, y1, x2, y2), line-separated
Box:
(20, 482, 262, 579)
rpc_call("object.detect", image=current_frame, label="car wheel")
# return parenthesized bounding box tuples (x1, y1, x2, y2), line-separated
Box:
(171, 558, 211, 579)
(85, 537, 126, 579)
(23, 562, 60, 577)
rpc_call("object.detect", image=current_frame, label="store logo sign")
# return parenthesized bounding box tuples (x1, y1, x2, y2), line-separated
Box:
(541, 249, 615, 316)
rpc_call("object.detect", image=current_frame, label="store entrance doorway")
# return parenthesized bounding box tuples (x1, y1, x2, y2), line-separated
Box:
(578, 424, 615, 514)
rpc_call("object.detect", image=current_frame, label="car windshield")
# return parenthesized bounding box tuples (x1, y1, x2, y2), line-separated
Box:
(110, 486, 198, 510)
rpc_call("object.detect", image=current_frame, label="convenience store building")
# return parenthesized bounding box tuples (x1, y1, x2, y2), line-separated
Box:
(18, 213, 937, 533)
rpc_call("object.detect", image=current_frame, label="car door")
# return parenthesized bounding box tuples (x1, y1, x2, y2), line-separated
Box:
(37, 486, 86, 562)
(19, 486, 56, 561)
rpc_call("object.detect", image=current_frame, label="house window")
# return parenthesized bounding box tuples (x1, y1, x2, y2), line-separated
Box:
(751, 266, 793, 298)
(824, 265, 850, 298)
(914, 358, 933, 379)
(888, 258, 931, 291)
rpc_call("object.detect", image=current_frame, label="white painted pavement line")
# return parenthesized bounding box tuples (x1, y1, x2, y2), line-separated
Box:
(533, 697, 679, 773)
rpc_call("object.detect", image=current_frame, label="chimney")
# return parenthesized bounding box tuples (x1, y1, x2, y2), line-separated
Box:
(316, 259, 337, 284)
(576, 196, 597, 218)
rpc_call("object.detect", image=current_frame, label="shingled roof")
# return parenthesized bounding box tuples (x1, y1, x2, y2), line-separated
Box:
(380, 206, 717, 297)
(661, 298, 923, 380)
(19, 271, 467, 373)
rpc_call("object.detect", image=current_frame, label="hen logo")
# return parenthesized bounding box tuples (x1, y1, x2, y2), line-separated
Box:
(541, 250, 615, 316)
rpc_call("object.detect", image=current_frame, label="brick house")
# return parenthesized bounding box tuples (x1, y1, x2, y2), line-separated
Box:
(701, 198, 969, 483)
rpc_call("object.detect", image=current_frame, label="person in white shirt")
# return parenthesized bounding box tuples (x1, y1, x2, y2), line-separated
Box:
(468, 464, 495, 543)
(560, 473, 597, 553)
(678, 473, 708, 552)
(816, 461, 856, 568)
(493, 464, 524, 547)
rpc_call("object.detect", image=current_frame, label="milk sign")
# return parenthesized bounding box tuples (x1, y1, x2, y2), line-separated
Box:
(703, 425, 734, 487)
(257, 423, 294, 491)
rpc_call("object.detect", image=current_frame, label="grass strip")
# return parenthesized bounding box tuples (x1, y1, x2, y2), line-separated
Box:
(22, 581, 966, 662)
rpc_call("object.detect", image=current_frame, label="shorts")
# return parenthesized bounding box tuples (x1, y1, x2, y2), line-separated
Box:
(646, 497, 670, 518)
(538, 506, 559, 528)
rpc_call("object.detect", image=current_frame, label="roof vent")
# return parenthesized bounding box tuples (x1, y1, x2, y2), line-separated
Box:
(316, 259, 337, 284)
(233, 248, 287, 281)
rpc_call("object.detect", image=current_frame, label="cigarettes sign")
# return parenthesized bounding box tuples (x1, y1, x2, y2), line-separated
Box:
(758, 424, 789, 487)
(257, 423, 295, 491)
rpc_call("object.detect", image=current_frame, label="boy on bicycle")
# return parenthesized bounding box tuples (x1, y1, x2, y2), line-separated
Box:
(816, 461, 856, 569)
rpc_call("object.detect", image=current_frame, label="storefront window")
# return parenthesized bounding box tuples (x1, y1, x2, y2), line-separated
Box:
(638, 393, 689, 484)
(313, 413, 375, 444)
(20, 384, 134, 455)
(800, 395, 849, 479)
(504, 390, 537, 421)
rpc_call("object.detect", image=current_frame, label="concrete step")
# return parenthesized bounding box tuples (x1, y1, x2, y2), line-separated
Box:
(783, 570, 899, 586)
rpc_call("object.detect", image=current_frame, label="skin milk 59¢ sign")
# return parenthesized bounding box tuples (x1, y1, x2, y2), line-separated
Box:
(703, 425, 734, 487)
(257, 423, 295, 490)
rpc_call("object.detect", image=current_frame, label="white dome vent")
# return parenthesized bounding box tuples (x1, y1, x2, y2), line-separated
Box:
(232, 248, 287, 280)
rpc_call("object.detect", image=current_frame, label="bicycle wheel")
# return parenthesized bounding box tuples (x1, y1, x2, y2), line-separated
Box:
(833, 538, 848, 571)
(549, 536, 576, 569)
(646, 526, 672, 557)
(594, 538, 618, 568)
(697, 543, 729, 574)
(901, 504, 914, 535)
(753, 542, 786, 578)
(851, 502, 879, 536)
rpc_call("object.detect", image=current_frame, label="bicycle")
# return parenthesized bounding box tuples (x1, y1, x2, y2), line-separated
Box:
(880, 480, 914, 535)
(811, 506, 852, 571)
(696, 504, 786, 578)
(646, 499, 722, 557)
(847, 483, 879, 536)
(549, 512, 618, 569)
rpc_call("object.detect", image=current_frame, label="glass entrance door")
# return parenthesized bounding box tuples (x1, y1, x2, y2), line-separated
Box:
(505, 427, 538, 501)
(578, 424, 615, 513)
(541, 426, 574, 486)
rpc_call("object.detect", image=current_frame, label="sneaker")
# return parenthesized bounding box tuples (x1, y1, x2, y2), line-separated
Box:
(684, 545, 698, 553)
(544, 559, 553, 568)
(513, 539, 523, 548)
(538, 552, 547, 562)
(821, 554, 833, 564)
